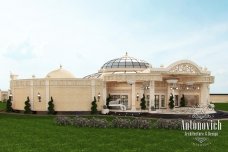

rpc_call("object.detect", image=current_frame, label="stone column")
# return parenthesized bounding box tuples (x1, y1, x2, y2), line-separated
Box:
(45, 79, 50, 111)
(131, 82, 136, 111)
(200, 83, 208, 106)
(207, 85, 210, 104)
(102, 82, 107, 106)
(149, 81, 155, 111)
(167, 83, 171, 108)
(91, 80, 95, 100)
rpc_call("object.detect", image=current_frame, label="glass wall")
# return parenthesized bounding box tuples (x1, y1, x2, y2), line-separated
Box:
(110, 95, 128, 107)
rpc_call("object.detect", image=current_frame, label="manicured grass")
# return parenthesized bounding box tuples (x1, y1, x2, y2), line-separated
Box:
(0, 102, 6, 110)
(0, 113, 227, 152)
(214, 103, 228, 111)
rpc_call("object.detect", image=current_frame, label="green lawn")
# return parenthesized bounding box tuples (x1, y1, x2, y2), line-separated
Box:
(214, 103, 228, 111)
(0, 113, 227, 152)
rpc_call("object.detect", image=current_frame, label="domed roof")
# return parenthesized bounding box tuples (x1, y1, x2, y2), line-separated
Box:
(100, 52, 151, 72)
(46, 65, 75, 78)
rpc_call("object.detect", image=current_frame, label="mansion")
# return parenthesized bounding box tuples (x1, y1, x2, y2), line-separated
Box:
(10, 53, 214, 113)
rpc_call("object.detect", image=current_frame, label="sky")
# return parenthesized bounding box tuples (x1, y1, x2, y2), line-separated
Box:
(0, 0, 228, 93)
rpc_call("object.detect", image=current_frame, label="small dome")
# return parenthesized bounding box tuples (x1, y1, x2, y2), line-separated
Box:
(100, 52, 151, 72)
(46, 65, 75, 78)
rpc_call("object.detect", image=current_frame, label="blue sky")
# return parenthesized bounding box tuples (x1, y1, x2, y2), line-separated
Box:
(0, 0, 228, 93)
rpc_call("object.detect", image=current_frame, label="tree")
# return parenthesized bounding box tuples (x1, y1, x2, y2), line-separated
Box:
(24, 96, 32, 114)
(48, 96, 55, 114)
(6, 96, 13, 112)
(91, 96, 97, 114)
(106, 94, 111, 107)
(180, 94, 186, 107)
(168, 93, 175, 109)
(140, 94, 146, 110)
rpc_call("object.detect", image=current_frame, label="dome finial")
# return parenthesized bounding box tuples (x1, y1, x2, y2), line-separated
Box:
(125, 52, 128, 56)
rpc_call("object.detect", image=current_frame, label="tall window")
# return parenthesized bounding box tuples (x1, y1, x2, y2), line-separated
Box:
(155, 95, 159, 109)
(175, 95, 179, 106)
(161, 95, 165, 107)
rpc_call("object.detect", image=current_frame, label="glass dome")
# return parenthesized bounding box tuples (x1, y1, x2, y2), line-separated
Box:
(100, 52, 151, 72)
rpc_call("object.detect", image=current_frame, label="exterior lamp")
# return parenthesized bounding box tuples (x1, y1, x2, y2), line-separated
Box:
(97, 93, 101, 101)
(136, 93, 139, 101)
(145, 86, 150, 90)
(37, 92, 41, 102)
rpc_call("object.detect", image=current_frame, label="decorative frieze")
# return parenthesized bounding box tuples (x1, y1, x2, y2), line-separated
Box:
(12, 80, 30, 87)
(178, 76, 214, 83)
(169, 63, 200, 74)
(103, 74, 162, 81)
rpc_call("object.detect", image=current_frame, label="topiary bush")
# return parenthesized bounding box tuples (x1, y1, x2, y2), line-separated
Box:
(140, 94, 146, 110)
(106, 94, 111, 107)
(24, 96, 32, 114)
(6, 96, 13, 112)
(48, 96, 56, 114)
(91, 96, 97, 114)
(169, 94, 175, 109)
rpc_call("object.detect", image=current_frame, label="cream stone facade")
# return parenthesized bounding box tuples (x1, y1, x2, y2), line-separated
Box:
(0, 90, 9, 102)
(210, 94, 228, 103)
(10, 53, 214, 113)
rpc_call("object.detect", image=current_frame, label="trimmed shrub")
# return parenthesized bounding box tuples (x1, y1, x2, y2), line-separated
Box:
(6, 96, 13, 112)
(72, 117, 110, 128)
(55, 116, 72, 126)
(55, 116, 151, 129)
(106, 94, 111, 107)
(24, 96, 32, 114)
(91, 96, 97, 114)
(88, 118, 109, 128)
(155, 119, 182, 129)
(140, 94, 146, 110)
(112, 118, 131, 128)
(48, 96, 55, 114)
(131, 118, 150, 129)
(72, 117, 89, 127)
(169, 94, 175, 109)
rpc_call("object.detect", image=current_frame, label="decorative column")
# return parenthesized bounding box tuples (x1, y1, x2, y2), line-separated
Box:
(10, 73, 18, 109)
(45, 79, 50, 111)
(91, 80, 95, 100)
(131, 81, 136, 111)
(167, 83, 171, 108)
(149, 81, 155, 111)
(102, 81, 107, 106)
(200, 83, 209, 106)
